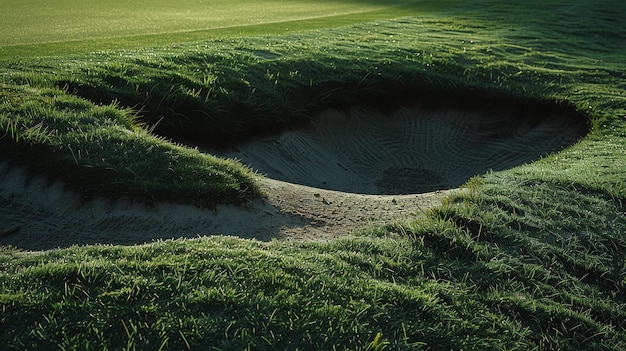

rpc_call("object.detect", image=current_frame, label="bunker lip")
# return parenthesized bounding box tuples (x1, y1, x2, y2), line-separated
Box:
(197, 95, 589, 195)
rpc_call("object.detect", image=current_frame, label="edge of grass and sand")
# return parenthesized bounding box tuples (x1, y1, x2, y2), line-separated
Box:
(1, 0, 625, 349)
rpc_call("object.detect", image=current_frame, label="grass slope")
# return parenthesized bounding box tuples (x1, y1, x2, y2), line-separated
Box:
(1, 0, 625, 349)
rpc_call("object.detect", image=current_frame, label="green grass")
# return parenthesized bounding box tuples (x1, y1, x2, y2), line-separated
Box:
(1, 0, 626, 349)
(0, 0, 459, 59)
(0, 83, 260, 207)
(0, 0, 401, 45)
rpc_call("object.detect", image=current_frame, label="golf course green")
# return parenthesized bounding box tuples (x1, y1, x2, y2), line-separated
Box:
(0, 0, 624, 349)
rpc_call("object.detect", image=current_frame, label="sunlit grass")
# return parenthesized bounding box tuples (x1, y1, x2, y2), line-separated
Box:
(1, 0, 399, 44)
(0, 0, 461, 58)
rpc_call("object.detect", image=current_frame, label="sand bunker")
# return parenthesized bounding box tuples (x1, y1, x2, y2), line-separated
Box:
(211, 99, 588, 194)
(0, 96, 588, 251)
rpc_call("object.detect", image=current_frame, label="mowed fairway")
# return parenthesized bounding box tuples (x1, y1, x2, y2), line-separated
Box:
(0, 0, 448, 57)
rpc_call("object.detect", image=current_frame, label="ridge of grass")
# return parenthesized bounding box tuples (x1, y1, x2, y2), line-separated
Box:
(1, 0, 626, 349)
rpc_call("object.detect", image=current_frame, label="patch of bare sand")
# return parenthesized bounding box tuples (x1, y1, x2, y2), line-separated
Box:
(0, 161, 449, 251)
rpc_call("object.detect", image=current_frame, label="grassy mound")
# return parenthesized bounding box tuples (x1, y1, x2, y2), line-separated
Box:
(0, 83, 259, 207)
(1, 0, 625, 349)
(1, 185, 624, 349)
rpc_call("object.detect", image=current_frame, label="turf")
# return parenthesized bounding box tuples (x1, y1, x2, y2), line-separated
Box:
(1, 0, 625, 349)
(0, 0, 458, 59)
(0, 0, 403, 45)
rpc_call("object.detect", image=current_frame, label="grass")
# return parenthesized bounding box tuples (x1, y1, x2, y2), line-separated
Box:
(0, 0, 459, 59)
(1, 0, 626, 349)
(1, 195, 624, 349)
(0, 83, 260, 207)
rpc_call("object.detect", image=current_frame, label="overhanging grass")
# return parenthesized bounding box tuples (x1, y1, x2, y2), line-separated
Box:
(0, 83, 259, 207)
(1, 0, 625, 349)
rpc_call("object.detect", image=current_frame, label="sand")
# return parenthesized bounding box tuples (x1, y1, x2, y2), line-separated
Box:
(212, 102, 586, 194)
(0, 162, 449, 251)
(0, 101, 586, 251)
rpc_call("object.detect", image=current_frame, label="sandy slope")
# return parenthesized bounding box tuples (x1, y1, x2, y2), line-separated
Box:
(212, 102, 587, 194)
(0, 102, 586, 251)
(0, 162, 448, 251)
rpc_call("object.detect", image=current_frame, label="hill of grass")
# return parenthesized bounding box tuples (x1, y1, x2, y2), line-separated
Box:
(1, 0, 625, 349)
